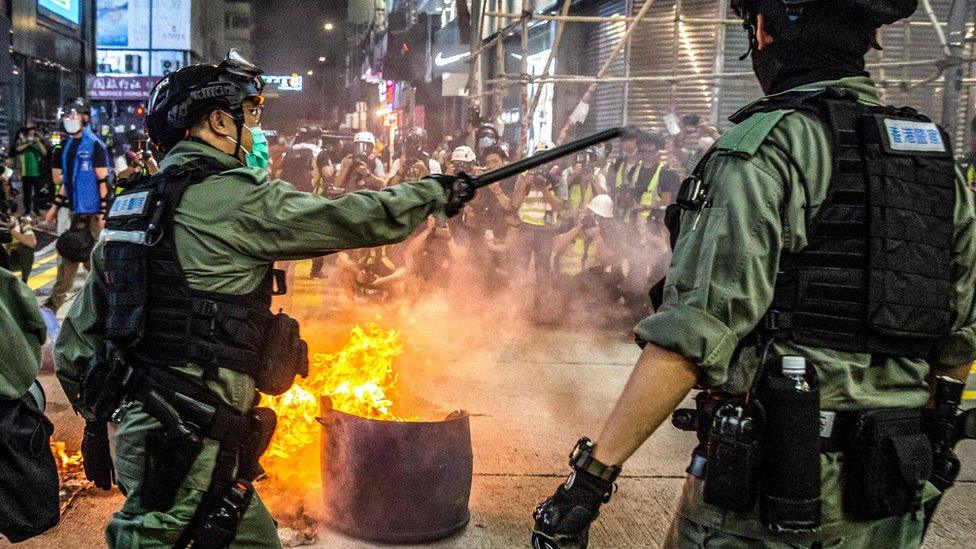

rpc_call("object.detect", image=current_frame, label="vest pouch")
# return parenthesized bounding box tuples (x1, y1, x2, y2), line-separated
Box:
(255, 312, 309, 395)
(104, 241, 149, 343)
(843, 408, 932, 521)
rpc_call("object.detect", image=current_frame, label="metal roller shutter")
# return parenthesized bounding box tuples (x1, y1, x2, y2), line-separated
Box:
(578, 0, 628, 133)
(627, 0, 723, 133)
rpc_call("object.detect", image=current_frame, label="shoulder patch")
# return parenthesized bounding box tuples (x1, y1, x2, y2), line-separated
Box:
(882, 118, 946, 153)
(716, 109, 793, 158)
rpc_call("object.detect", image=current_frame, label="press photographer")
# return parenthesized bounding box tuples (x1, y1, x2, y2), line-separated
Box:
(0, 201, 37, 283)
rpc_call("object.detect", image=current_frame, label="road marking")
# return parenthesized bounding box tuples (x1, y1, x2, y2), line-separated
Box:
(28, 266, 59, 290)
(964, 362, 976, 401)
(34, 252, 58, 268)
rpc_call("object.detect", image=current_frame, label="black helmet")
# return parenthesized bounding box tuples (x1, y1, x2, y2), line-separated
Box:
(56, 227, 95, 263)
(60, 98, 91, 117)
(145, 49, 264, 154)
(404, 126, 428, 153)
(732, 0, 916, 26)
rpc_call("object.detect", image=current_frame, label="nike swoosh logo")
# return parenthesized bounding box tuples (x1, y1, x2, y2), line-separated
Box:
(435, 51, 469, 67)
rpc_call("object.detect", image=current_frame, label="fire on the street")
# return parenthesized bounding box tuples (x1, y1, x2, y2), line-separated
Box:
(260, 323, 409, 465)
(50, 441, 83, 471)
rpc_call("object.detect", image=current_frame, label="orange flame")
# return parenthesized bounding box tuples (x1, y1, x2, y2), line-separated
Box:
(261, 323, 405, 464)
(51, 441, 83, 471)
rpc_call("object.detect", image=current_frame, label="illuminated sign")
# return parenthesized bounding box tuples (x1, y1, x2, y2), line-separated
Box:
(264, 74, 304, 92)
(38, 0, 81, 25)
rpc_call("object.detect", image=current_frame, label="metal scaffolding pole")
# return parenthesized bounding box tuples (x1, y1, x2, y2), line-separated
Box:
(472, 1, 971, 140)
(940, 0, 970, 137)
(520, 0, 572, 149)
(555, 0, 658, 142)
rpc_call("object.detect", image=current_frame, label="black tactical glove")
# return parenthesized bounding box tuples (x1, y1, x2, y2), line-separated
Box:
(532, 438, 620, 549)
(429, 172, 476, 217)
(81, 420, 115, 490)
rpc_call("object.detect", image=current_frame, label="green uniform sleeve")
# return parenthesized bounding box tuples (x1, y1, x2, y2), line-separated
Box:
(932, 172, 976, 368)
(233, 175, 447, 261)
(634, 152, 788, 387)
(54, 244, 107, 417)
(0, 269, 46, 399)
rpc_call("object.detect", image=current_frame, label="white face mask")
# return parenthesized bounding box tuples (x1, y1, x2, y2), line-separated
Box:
(63, 118, 82, 134)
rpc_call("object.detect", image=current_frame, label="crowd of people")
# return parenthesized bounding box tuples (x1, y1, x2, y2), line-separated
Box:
(267, 120, 718, 327)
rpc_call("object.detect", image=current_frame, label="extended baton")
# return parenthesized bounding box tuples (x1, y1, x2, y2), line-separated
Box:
(469, 127, 624, 189)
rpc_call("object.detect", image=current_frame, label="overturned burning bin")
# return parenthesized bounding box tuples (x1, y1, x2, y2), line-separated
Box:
(317, 398, 473, 543)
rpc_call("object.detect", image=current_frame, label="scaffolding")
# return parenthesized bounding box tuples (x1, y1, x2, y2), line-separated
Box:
(467, 0, 975, 153)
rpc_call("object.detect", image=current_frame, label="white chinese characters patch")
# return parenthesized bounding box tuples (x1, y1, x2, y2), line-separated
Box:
(883, 119, 946, 153)
(108, 191, 150, 218)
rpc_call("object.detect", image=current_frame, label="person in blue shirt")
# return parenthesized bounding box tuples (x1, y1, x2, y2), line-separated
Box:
(43, 99, 110, 311)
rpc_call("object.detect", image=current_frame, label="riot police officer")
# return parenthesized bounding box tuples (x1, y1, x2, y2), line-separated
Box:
(53, 50, 474, 548)
(532, 1, 976, 548)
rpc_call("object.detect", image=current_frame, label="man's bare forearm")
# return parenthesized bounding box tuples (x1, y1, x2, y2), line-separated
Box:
(593, 344, 700, 466)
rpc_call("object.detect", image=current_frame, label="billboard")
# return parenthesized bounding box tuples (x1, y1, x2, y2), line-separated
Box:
(97, 0, 150, 49)
(97, 0, 190, 50)
(38, 0, 81, 25)
(151, 0, 191, 50)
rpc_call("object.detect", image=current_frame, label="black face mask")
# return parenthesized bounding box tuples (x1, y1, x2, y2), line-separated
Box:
(750, 36, 868, 95)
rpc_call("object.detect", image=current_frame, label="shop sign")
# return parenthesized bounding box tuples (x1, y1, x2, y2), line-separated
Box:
(88, 75, 160, 100)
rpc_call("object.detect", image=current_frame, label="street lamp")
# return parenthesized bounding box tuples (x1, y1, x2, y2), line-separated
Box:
(323, 22, 334, 31)
(318, 56, 326, 63)
(307, 70, 314, 76)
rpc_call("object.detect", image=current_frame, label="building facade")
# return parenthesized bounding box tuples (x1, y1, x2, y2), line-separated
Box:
(1, 0, 97, 146)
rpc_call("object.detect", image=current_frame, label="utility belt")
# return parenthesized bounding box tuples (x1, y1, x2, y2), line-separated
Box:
(674, 385, 935, 532)
(82, 352, 277, 548)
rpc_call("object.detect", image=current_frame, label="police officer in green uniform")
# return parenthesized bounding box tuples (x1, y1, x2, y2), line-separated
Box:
(532, 1, 976, 548)
(0, 267, 46, 404)
(53, 51, 474, 548)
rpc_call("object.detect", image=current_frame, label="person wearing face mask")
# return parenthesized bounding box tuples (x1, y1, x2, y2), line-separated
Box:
(43, 99, 111, 313)
(532, 2, 976, 548)
(52, 50, 476, 548)
(474, 123, 501, 164)
(607, 126, 643, 201)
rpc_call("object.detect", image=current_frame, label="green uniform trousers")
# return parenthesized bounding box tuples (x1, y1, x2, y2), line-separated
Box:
(106, 404, 281, 548)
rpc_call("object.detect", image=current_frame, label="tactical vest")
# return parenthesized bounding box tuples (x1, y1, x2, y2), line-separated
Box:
(733, 88, 957, 357)
(102, 159, 275, 378)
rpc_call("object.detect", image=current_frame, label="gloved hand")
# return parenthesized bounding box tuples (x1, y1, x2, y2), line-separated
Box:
(81, 420, 115, 490)
(429, 173, 476, 217)
(532, 438, 619, 549)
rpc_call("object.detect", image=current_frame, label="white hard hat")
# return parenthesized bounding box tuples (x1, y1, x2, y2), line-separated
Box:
(587, 194, 614, 218)
(354, 131, 376, 145)
(451, 145, 476, 163)
(534, 140, 555, 154)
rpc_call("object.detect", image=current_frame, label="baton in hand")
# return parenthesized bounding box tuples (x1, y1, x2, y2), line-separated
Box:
(468, 127, 624, 189)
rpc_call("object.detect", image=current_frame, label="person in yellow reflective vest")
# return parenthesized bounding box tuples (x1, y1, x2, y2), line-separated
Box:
(513, 143, 564, 295)
(560, 147, 608, 219)
(630, 132, 681, 220)
(551, 194, 622, 326)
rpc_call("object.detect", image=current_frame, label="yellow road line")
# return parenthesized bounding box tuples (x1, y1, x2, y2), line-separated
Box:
(28, 266, 59, 290)
(34, 253, 58, 268)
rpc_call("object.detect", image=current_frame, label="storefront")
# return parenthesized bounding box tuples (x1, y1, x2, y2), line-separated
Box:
(4, 0, 97, 138)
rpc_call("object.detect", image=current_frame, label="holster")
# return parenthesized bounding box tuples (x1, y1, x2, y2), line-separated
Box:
(843, 408, 932, 521)
(141, 428, 204, 511)
(80, 351, 134, 422)
(255, 312, 309, 395)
